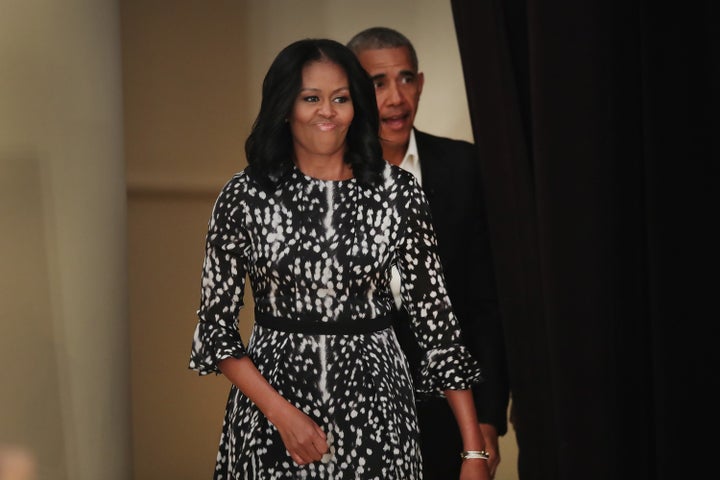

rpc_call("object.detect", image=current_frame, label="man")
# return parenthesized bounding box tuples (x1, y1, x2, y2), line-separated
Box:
(347, 27, 510, 478)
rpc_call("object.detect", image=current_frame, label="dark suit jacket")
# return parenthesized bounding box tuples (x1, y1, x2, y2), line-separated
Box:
(393, 129, 509, 476)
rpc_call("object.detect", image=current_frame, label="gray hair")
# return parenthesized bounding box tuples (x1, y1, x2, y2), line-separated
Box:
(347, 26, 419, 71)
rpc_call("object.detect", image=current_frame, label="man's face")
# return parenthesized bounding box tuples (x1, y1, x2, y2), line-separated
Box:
(356, 46, 424, 150)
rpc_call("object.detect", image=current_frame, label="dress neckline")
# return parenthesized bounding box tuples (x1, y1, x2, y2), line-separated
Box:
(292, 164, 356, 186)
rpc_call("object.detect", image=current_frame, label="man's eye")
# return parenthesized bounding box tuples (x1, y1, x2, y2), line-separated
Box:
(373, 80, 384, 89)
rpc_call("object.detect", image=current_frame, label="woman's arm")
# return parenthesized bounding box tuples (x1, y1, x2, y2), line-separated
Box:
(446, 389, 491, 480)
(218, 356, 328, 465)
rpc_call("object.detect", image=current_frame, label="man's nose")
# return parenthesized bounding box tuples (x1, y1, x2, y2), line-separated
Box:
(385, 81, 404, 105)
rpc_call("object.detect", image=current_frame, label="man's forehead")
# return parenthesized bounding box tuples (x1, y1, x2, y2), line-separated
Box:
(357, 47, 415, 72)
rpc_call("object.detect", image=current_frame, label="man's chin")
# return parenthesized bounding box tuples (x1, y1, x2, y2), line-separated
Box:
(380, 132, 411, 148)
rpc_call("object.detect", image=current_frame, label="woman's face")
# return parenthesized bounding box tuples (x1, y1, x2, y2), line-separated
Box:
(289, 60, 354, 160)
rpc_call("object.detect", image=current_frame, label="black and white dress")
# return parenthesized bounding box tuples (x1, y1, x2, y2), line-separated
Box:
(189, 163, 482, 479)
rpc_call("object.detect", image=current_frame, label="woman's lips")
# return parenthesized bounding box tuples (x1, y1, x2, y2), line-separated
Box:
(315, 122, 337, 131)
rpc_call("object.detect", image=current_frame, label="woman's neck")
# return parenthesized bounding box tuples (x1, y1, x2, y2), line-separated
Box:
(294, 154, 353, 181)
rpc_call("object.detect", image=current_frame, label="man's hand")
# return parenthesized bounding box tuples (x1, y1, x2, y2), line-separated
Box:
(479, 423, 500, 478)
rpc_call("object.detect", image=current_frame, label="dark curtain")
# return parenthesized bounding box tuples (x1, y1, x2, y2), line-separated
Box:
(450, 1, 715, 479)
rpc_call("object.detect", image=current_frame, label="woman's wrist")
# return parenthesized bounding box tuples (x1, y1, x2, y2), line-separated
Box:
(460, 450, 490, 461)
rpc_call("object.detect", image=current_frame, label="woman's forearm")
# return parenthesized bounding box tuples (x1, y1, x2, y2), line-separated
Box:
(445, 389, 486, 452)
(218, 356, 290, 423)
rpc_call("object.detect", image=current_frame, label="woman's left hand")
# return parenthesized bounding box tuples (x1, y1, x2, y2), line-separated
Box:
(460, 458, 491, 480)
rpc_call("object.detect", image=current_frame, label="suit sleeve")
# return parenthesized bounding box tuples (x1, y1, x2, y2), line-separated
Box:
(419, 133, 510, 435)
(456, 143, 509, 435)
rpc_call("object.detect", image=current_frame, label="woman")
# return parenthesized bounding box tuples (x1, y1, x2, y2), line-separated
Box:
(189, 38, 490, 480)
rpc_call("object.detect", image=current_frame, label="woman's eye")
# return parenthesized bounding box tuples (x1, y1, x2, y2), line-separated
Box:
(303, 95, 320, 103)
(333, 96, 350, 104)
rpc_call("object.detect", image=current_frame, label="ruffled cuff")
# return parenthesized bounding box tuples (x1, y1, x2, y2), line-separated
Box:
(188, 318, 247, 376)
(414, 344, 483, 398)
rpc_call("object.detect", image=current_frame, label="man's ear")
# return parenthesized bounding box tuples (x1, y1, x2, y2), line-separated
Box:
(417, 71, 425, 95)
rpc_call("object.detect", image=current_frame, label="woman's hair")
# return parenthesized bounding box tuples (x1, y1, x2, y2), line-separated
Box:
(245, 38, 384, 189)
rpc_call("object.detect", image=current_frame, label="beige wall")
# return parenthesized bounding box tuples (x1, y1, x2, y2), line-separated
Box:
(0, 1, 130, 479)
(121, 1, 518, 479)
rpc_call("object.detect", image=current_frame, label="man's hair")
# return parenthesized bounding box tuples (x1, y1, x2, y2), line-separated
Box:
(346, 26, 419, 72)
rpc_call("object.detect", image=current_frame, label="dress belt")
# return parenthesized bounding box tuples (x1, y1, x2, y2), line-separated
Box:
(254, 310, 393, 335)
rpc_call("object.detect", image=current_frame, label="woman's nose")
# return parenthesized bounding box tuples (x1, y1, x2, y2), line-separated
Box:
(317, 99, 335, 117)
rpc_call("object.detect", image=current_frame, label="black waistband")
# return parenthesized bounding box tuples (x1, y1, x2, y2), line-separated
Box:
(254, 311, 393, 335)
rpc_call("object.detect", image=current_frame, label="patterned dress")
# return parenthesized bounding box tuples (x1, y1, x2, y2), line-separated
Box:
(189, 163, 482, 479)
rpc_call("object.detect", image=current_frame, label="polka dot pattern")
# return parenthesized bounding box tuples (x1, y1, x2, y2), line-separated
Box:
(189, 163, 482, 478)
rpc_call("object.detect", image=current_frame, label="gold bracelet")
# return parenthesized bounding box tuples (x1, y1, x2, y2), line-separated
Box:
(460, 450, 490, 460)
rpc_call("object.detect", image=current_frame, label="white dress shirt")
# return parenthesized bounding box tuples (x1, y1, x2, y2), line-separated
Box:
(391, 130, 421, 308)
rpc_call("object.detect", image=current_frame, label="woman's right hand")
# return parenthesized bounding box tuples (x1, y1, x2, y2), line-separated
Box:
(217, 357, 329, 465)
(272, 402, 329, 465)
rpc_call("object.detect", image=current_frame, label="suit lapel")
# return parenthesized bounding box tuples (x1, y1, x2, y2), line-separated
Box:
(415, 129, 446, 212)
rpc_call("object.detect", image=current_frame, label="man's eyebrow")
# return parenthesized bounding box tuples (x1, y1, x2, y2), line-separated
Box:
(370, 71, 416, 81)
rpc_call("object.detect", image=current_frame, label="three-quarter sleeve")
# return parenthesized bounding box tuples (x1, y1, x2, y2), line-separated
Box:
(189, 176, 250, 375)
(395, 175, 483, 396)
